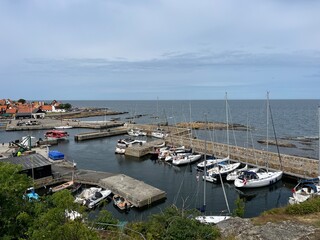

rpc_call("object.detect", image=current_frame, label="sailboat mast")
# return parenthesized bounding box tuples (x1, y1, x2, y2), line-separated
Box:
(266, 92, 269, 171)
(318, 106, 320, 176)
(225, 92, 230, 163)
(203, 114, 208, 212)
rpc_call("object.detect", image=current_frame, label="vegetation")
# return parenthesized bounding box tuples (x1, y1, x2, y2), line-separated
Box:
(58, 103, 72, 110)
(233, 197, 245, 217)
(0, 162, 221, 239)
(17, 98, 26, 104)
(124, 205, 220, 240)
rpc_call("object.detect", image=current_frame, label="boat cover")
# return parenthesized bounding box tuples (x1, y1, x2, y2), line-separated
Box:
(49, 150, 65, 160)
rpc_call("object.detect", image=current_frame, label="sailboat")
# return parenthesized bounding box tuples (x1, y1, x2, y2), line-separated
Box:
(196, 125, 231, 224)
(226, 116, 259, 181)
(204, 93, 241, 183)
(289, 106, 320, 204)
(234, 92, 283, 188)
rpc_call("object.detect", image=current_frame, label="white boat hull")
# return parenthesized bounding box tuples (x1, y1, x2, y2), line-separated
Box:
(234, 171, 283, 188)
(172, 154, 202, 166)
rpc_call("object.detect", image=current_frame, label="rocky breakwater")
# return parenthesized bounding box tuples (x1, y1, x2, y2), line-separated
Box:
(216, 216, 320, 240)
(176, 121, 248, 131)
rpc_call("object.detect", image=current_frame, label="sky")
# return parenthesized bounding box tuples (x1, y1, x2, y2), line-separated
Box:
(0, 0, 320, 100)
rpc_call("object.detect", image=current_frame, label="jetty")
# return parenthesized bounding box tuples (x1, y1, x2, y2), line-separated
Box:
(74, 126, 127, 141)
(51, 167, 166, 208)
(126, 124, 320, 180)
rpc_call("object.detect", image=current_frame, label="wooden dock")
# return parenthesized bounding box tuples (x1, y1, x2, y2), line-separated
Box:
(53, 168, 166, 208)
(74, 127, 128, 141)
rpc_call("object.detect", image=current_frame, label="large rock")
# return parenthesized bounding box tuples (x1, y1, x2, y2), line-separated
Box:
(216, 217, 319, 240)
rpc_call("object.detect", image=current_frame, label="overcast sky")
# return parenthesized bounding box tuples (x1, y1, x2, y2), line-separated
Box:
(1, 0, 319, 100)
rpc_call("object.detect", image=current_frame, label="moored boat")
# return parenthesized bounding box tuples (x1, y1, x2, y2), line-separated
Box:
(113, 194, 132, 211)
(45, 130, 69, 141)
(85, 189, 112, 209)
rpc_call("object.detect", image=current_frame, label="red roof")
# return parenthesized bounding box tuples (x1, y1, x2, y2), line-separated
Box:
(6, 108, 17, 114)
(40, 105, 52, 111)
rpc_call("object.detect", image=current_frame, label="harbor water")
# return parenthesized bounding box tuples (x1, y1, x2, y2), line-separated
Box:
(1, 99, 319, 221)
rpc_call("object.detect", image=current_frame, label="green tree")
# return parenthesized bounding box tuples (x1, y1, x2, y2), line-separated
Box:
(0, 162, 32, 238)
(126, 205, 220, 240)
(233, 197, 245, 217)
(17, 98, 26, 104)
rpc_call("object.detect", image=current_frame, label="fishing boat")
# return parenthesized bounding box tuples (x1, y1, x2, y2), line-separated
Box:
(113, 194, 132, 211)
(45, 130, 69, 141)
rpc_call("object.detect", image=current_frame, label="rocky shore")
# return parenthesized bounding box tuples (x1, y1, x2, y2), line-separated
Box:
(216, 216, 320, 240)
(176, 121, 248, 131)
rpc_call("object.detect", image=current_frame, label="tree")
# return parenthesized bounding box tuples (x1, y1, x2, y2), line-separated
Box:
(17, 98, 26, 104)
(125, 205, 220, 240)
(0, 162, 32, 239)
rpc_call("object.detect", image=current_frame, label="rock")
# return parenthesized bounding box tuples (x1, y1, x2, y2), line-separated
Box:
(216, 218, 319, 240)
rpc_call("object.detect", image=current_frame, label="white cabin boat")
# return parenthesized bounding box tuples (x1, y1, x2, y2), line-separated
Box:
(234, 170, 283, 188)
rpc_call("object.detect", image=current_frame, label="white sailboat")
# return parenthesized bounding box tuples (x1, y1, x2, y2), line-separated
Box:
(289, 106, 320, 204)
(234, 92, 283, 188)
(196, 127, 231, 224)
(204, 93, 241, 182)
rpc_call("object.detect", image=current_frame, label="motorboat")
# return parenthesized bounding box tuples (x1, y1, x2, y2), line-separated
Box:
(289, 177, 320, 205)
(127, 128, 147, 137)
(85, 189, 112, 209)
(49, 180, 74, 193)
(54, 125, 73, 129)
(74, 187, 102, 204)
(24, 187, 39, 201)
(116, 138, 146, 148)
(195, 215, 231, 224)
(45, 130, 69, 141)
(151, 131, 168, 139)
(113, 194, 132, 211)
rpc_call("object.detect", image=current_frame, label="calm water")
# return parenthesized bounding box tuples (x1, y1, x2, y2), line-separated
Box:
(1, 100, 319, 221)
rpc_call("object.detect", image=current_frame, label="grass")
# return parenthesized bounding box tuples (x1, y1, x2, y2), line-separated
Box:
(253, 196, 320, 226)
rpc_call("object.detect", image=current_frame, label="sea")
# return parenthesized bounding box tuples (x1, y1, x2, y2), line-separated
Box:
(0, 99, 319, 222)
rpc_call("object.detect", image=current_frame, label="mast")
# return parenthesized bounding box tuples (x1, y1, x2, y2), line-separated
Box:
(203, 114, 208, 213)
(266, 92, 269, 172)
(225, 92, 230, 163)
(318, 106, 320, 176)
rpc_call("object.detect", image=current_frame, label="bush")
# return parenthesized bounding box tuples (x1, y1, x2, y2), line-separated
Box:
(285, 196, 320, 215)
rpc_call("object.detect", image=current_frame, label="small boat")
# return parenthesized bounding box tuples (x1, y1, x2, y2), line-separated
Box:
(115, 145, 126, 154)
(49, 180, 74, 193)
(24, 187, 39, 201)
(204, 160, 241, 182)
(127, 128, 147, 137)
(116, 138, 146, 148)
(289, 177, 320, 205)
(151, 131, 168, 139)
(197, 157, 228, 169)
(85, 189, 112, 209)
(45, 130, 69, 141)
(195, 215, 231, 224)
(54, 125, 73, 129)
(113, 194, 132, 211)
(226, 166, 259, 182)
(74, 187, 102, 204)
(172, 153, 202, 166)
